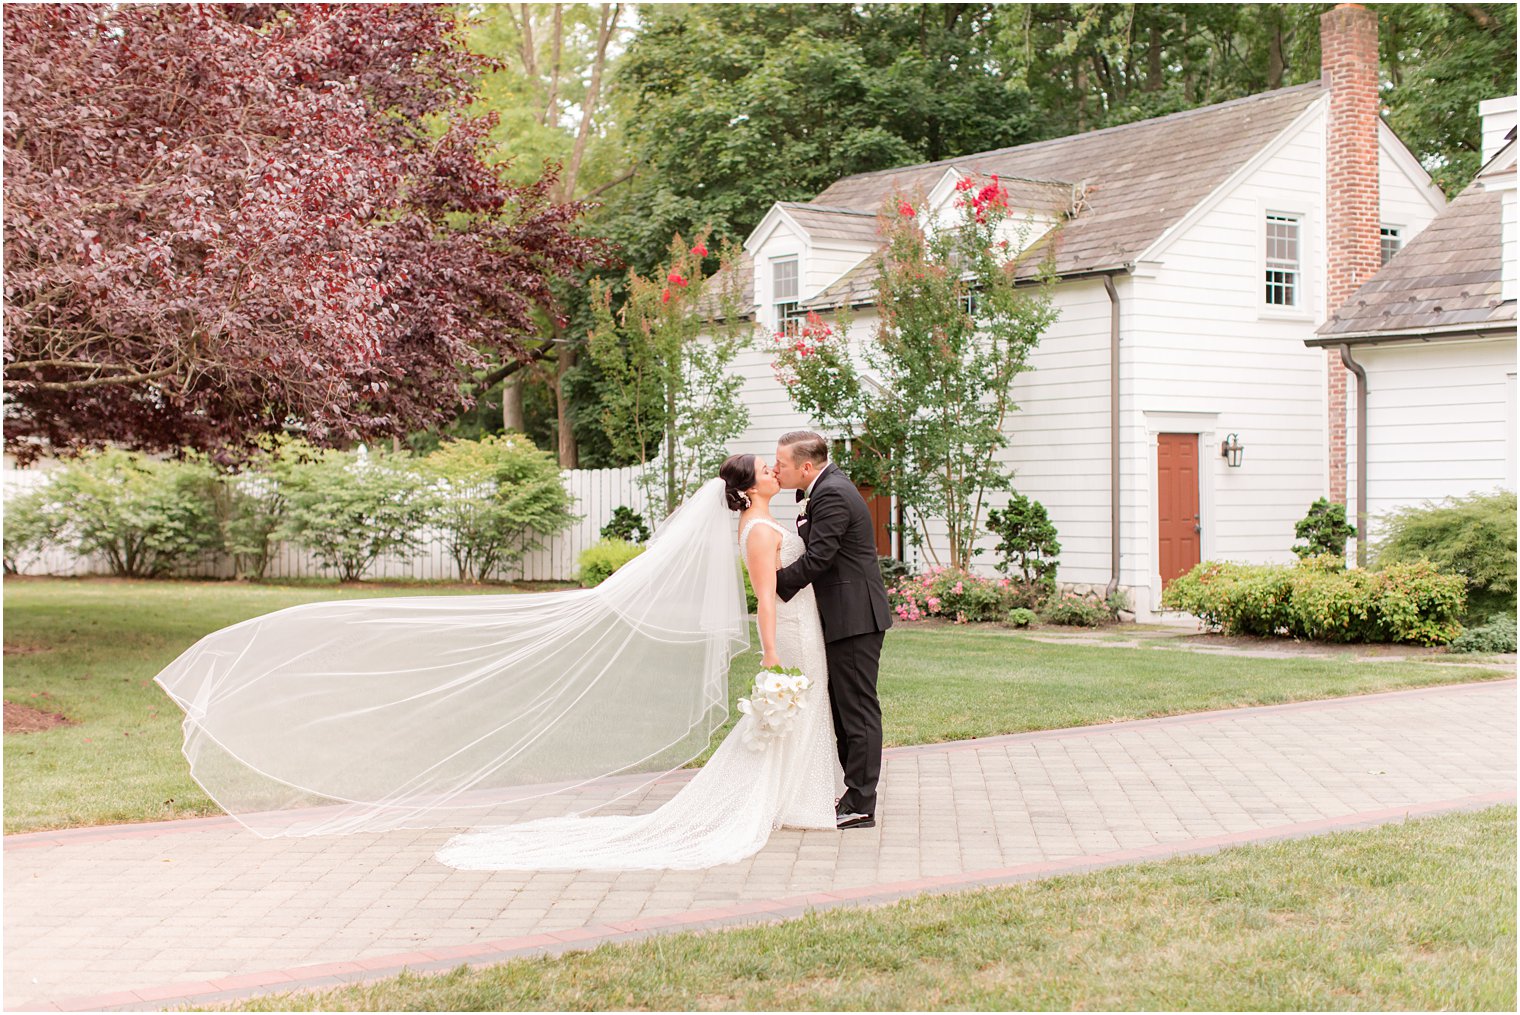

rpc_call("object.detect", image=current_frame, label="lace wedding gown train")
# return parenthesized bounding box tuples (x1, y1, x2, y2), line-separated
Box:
(434, 518, 842, 871)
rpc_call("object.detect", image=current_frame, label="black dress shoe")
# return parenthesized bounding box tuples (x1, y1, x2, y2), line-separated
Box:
(836, 811, 875, 829)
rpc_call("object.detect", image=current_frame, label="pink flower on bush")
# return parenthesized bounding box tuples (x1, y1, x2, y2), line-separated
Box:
(691, 242, 708, 257)
(897, 200, 915, 218)
(667, 271, 688, 288)
(661, 287, 672, 304)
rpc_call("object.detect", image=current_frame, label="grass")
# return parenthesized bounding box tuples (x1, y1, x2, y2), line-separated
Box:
(214, 805, 1517, 1011)
(4, 578, 1512, 833)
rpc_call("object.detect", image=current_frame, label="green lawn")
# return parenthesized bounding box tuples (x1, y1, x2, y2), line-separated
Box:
(216, 805, 1517, 1012)
(4, 578, 1512, 833)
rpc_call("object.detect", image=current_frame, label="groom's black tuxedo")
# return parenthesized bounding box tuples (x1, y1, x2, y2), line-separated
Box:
(776, 462, 891, 817)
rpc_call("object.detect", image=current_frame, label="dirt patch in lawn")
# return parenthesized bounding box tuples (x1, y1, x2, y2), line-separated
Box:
(3, 640, 52, 655)
(4, 700, 77, 734)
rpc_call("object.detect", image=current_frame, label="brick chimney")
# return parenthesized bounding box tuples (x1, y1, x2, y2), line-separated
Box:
(1321, 3, 1380, 506)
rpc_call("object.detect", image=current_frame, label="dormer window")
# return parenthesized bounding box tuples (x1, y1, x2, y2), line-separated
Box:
(1264, 212, 1301, 307)
(773, 257, 801, 335)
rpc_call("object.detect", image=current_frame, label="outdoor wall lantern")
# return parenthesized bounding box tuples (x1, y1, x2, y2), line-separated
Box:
(1220, 433, 1244, 468)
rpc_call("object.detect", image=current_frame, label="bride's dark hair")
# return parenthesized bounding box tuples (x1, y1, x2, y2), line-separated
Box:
(718, 454, 757, 512)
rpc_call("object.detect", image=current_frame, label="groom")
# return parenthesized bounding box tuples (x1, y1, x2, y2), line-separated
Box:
(773, 430, 893, 830)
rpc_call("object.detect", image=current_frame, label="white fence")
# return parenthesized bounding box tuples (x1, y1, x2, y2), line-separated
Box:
(1, 459, 655, 584)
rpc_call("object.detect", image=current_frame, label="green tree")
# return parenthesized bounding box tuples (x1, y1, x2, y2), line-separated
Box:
(600, 3, 1034, 271)
(989, 4, 1516, 194)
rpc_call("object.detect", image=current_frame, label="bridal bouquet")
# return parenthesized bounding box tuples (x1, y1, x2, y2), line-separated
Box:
(736, 665, 812, 751)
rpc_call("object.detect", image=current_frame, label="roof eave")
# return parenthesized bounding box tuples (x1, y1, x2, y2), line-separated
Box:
(1307, 317, 1518, 346)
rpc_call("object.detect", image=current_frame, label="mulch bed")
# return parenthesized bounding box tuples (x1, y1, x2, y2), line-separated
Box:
(4, 700, 76, 734)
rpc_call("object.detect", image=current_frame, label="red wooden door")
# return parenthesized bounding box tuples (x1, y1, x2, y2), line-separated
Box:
(1157, 433, 1200, 587)
(855, 485, 893, 557)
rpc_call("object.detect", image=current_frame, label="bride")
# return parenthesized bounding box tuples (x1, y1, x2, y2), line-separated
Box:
(153, 454, 841, 870)
(436, 454, 840, 870)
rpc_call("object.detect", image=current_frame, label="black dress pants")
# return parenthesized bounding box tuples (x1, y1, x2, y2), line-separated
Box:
(825, 629, 884, 816)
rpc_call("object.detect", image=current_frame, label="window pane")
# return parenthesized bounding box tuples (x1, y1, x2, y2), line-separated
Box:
(1380, 226, 1401, 266)
(1265, 214, 1300, 306)
(773, 259, 798, 301)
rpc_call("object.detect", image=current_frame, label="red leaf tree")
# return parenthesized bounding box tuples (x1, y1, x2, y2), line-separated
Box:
(2, 3, 605, 465)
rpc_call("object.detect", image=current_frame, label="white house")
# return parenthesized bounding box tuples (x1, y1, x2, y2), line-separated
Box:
(711, 4, 1448, 618)
(1312, 98, 1518, 559)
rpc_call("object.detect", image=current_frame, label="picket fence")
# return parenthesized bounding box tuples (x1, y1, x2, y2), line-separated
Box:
(1, 458, 657, 584)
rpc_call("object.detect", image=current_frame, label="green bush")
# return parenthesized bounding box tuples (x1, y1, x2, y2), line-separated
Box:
(1163, 556, 1467, 646)
(213, 433, 322, 580)
(1039, 592, 1111, 628)
(2, 486, 56, 573)
(22, 448, 223, 577)
(741, 565, 759, 613)
(277, 446, 434, 582)
(1293, 497, 1357, 560)
(577, 538, 646, 587)
(987, 493, 1061, 589)
(420, 434, 577, 582)
(1003, 607, 1037, 628)
(600, 506, 650, 544)
(1376, 490, 1516, 622)
(877, 555, 911, 586)
(1448, 615, 1518, 654)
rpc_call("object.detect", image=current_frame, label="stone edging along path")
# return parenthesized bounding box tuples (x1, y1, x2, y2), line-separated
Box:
(4, 678, 1515, 1012)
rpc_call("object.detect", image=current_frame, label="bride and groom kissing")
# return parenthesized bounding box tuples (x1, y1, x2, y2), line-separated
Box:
(153, 430, 894, 871)
(722, 430, 894, 833)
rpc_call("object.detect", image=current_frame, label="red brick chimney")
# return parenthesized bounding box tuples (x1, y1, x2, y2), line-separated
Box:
(1321, 3, 1381, 506)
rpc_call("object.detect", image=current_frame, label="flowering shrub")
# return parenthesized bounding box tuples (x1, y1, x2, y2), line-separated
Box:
(887, 567, 1021, 623)
(770, 311, 863, 404)
(953, 173, 1010, 223)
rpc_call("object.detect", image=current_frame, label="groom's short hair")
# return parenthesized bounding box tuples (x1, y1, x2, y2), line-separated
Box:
(779, 431, 829, 467)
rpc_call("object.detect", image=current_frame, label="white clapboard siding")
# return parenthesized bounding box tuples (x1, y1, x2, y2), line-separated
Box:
(1349, 336, 1518, 542)
(1, 459, 654, 584)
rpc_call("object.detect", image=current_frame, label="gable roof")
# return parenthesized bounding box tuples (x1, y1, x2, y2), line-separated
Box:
(808, 81, 1326, 277)
(773, 203, 881, 245)
(1313, 139, 1517, 343)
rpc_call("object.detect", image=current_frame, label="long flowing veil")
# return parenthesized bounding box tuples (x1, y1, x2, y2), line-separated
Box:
(153, 477, 747, 837)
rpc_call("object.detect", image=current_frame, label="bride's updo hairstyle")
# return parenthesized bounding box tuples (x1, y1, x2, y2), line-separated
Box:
(718, 454, 757, 512)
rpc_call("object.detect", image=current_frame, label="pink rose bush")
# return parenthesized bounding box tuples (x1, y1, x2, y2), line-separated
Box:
(887, 567, 1020, 623)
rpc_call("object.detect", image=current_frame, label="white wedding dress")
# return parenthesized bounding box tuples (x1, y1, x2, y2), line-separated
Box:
(434, 518, 842, 871)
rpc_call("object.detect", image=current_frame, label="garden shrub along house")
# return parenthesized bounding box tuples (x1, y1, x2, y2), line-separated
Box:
(711, 5, 1483, 620)
(1311, 98, 1517, 563)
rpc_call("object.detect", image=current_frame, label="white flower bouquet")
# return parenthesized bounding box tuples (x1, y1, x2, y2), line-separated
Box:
(736, 665, 813, 751)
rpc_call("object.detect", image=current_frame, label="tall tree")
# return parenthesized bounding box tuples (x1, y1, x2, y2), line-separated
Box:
(989, 4, 1516, 193)
(457, 3, 629, 466)
(2, 3, 603, 466)
(599, 3, 1033, 272)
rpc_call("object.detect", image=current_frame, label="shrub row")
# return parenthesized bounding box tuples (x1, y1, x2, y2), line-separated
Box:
(1162, 555, 1467, 646)
(3, 436, 576, 582)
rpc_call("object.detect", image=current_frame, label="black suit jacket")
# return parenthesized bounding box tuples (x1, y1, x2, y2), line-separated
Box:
(775, 463, 893, 643)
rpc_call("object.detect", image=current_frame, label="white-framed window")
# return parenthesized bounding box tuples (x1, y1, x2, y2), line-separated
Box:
(1380, 225, 1402, 266)
(772, 257, 800, 335)
(1264, 212, 1301, 307)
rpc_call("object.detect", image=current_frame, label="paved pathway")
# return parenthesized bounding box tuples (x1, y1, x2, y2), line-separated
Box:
(5, 679, 1514, 1012)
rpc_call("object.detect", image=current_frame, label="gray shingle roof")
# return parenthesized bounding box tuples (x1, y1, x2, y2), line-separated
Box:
(774, 203, 881, 245)
(808, 81, 1326, 277)
(1316, 141, 1516, 341)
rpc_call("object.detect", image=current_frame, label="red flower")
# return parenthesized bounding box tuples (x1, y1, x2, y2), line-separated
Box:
(667, 271, 688, 287)
(955, 177, 975, 193)
(897, 200, 915, 218)
(661, 287, 672, 304)
(691, 242, 708, 257)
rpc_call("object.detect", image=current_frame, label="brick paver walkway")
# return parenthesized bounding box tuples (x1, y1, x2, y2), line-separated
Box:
(5, 679, 1514, 1012)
